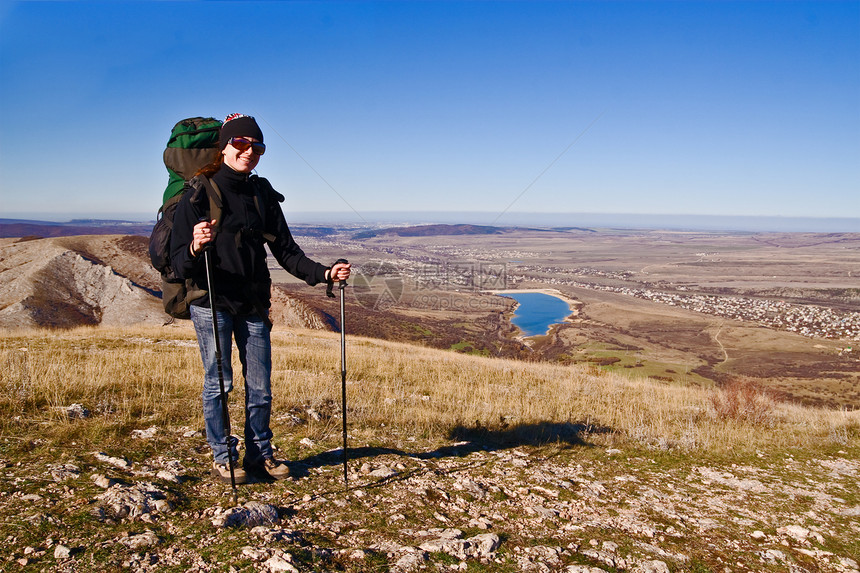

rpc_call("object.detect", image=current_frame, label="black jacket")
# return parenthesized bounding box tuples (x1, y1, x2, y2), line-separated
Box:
(170, 164, 328, 316)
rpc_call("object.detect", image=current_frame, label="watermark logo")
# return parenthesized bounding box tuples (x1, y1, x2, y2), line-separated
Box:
(352, 262, 405, 311)
(416, 261, 508, 291)
(352, 261, 509, 311)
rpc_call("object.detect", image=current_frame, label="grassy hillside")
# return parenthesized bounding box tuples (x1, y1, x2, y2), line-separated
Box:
(2, 325, 853, 452)
(1, 326, 858, 572)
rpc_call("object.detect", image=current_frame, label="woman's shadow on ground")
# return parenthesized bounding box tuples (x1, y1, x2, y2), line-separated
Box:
(288, 420, 613, 480)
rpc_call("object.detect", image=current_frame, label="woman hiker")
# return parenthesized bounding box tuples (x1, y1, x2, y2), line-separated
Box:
(170, 113, 351, 483)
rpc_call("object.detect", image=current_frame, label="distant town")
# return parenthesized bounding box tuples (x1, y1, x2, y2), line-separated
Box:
(296, 233, 860, 345)
(509, 270, 860, 343)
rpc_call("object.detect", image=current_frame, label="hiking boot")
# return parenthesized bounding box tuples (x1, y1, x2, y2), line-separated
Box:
(244, 456, 291, 480)
(211, 461, 248, 484)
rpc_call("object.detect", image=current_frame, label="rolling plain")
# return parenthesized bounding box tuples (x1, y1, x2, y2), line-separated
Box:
(277, 226, 860, 409)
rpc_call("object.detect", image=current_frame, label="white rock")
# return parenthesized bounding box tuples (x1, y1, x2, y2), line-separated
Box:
(132, 426, 158, 439)
(370, 467, 398, 479)
(602, 541, 618, 553)
(242, 546, 268, 560)
(91, 474, 114, 489)
(419, 531, 500, 561)
(583, 482, 607, 497)
(631, 561, 670, 573)
(529, 505, 560, 519)
(156, 470, 180, 483)
(468, 517, 493, 530)
(760, 549, 787, 562)
(93, 452, 131, 469)
(53, 545, 71, 559)
(580, 549, 618, 569)
(392, 551, 427, 572)
(213, 502, 280, 529)
(49, 464, 81, 481)
(119, 530, 160, 550)
(66, 403, 90, 419)
(263, 555, 299, 572)
(469, 533, 501, 558)
(777, 525, 810, 541)
(525, 545, 563, 564)
(96, 482, 166, 519)
(432, 529, 463, 540)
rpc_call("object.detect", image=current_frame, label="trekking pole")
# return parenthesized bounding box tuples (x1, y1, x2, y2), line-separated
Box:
(328, 259, 350, 486)
(202, 238, 238, 504)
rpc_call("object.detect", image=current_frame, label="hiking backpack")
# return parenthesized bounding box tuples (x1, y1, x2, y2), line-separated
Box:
(148, 117, 223, 319)
(148, 116, 279, 320)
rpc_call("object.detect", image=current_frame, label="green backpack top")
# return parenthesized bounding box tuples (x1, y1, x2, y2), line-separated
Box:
(162, 117, 222, 204)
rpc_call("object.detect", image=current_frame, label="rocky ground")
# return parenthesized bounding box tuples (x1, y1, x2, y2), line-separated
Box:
(2, 416, 858, 572)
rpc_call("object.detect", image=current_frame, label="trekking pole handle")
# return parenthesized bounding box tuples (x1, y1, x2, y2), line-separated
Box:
(195, 217, 216, 254)
(327, 259, 349, 298)
(334, 258, 349, 289)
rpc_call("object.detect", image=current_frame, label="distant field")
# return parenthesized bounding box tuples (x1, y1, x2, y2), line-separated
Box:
(283, 228, 860, 408)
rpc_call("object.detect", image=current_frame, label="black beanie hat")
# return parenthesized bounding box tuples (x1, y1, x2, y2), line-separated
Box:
(220, 113, 264, 149)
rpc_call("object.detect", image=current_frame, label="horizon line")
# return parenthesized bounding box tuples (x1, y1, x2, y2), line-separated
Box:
(2, 211, 859, 234)
(4, 210, 859, 221)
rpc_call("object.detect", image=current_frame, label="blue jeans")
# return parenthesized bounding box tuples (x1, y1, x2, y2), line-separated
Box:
(190, 306, 274, 465)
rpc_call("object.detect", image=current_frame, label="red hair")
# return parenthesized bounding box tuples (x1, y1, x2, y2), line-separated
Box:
(195, 148, 223, 178)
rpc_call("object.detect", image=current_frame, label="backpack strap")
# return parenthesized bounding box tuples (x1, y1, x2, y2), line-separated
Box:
(250, 175, 277, 243)
(197, 176, 224, 232)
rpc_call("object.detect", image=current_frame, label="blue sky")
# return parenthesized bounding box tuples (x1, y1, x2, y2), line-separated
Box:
(0, 1, 858, 226)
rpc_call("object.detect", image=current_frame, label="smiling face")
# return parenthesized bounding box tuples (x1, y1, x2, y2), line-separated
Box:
(222, 137, 261, 173)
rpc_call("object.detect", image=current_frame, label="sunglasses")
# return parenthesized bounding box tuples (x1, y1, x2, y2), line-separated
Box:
(228, 137, 266, 155)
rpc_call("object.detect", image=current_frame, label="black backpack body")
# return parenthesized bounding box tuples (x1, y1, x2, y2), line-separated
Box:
(149, 176, 223, 319)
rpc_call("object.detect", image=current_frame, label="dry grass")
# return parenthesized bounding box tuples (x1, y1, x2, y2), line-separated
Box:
(710, 376, 780, 426)
(0, 325, 857, 454)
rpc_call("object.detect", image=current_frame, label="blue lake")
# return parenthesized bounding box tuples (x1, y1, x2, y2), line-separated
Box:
(503, 292, 573, 337)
